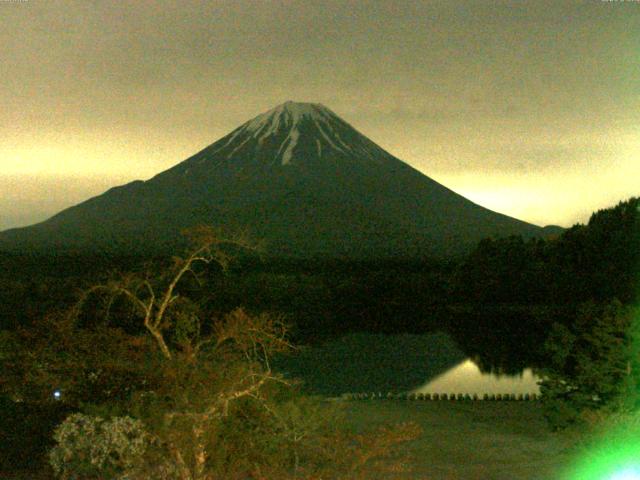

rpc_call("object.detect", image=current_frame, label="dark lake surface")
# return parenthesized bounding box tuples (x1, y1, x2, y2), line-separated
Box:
(274, 332, 541, 396)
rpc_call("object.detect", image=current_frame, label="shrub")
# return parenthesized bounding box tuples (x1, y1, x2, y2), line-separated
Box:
(539, 301, 640, 430)
(49, 413, 147, 479)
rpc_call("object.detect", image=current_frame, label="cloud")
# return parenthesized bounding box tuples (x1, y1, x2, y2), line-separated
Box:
(0, 0, 638, 228)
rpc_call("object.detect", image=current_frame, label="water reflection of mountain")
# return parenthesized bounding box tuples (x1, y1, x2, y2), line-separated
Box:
(444, 305, 571, 375)
(411, 359, 541, 396)
(273, 332, 466, 396)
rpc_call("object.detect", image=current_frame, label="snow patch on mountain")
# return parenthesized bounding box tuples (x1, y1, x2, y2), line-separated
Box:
(314, 119, 345, 154)
(243, 101, 323, 140)
(280, 127, 300, 165)
(173, 101, 399, 171)
(226, 135, 253, 159)
(234, 101, 367, 163)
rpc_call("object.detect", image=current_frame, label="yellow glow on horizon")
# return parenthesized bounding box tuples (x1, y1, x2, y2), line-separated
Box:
(0, 108, 637, 230)
(0, 133, 206, 179)
(434, 160, 639, 228)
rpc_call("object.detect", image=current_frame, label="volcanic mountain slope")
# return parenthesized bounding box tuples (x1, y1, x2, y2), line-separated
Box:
(0, 101, 549, 258)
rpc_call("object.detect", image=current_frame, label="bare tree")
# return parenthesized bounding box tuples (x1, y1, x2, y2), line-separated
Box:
(4, 226, 422, 479)
(75, 226, 258, 359)
(72, 227, 292, 479)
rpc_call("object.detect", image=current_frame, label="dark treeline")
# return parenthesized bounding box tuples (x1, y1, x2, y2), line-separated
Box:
(455, 197, 639, 305)
(449, 197, 639, 371)
(1, 197, 638, 367)
(0, 252, 158, 330)
(0, 250, 454, 339)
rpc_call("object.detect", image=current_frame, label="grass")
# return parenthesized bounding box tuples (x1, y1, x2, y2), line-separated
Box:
(2, 400, 578, 480)
(339, 399, 577, 480)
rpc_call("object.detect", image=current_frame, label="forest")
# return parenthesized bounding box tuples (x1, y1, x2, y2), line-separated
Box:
(0, 197, 638, 478)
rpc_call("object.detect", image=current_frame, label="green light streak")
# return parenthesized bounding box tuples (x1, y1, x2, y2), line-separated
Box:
(609, 468, 640, 480)
(564, 304, 640, 480)
(564, 440, 640, 480)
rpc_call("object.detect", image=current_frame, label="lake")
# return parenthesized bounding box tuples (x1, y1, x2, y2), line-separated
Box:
(274, 331, 541, 396)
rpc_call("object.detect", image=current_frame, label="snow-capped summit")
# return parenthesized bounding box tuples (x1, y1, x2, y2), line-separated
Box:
(158, 101, 393, 173)
(241, 101, 344, 164)
(0, 101, 549, 258)
(243, 101, 330, 136)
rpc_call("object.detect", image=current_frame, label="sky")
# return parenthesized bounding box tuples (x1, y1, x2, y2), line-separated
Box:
(1, 0, 638, 230)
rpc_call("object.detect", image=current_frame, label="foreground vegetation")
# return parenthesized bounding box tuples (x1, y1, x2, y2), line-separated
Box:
(343, 400, 576, 480)
(7, 397, 640, 480)
(0, 197, 638, 477)
(0, 400, 580, 480)
(1, 228, 421, 479)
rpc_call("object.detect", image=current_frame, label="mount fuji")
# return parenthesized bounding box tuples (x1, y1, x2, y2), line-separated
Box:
(0, 101, 550, 258)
